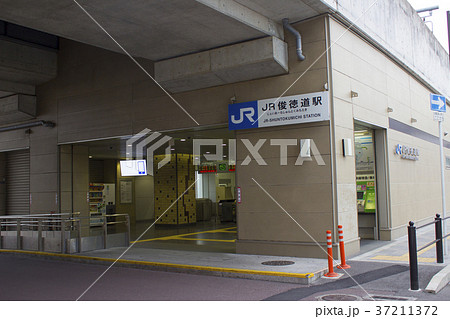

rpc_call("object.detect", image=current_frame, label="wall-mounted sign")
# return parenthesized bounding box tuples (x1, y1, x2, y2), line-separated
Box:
(430, 94, 446, 113)
(228, 91, 330, 130)
(120, 180, 133, 204)
(395, 144, 419, 161)
(120, 160, 147, 176)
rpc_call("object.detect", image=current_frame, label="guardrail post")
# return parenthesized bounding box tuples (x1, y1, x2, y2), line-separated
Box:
(16, 219, 21, 250)
(77, 219, 82, 253)
(408, 221, 419, 291)
(38, 220, 43, 251)
(435, 214, 444, 263)
(60, 219, 66, 254)
(126, 214, 130, 247)
(102, 216, 107, 249)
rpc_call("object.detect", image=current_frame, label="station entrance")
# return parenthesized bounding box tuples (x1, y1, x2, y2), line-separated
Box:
(60, 126, 237, 253)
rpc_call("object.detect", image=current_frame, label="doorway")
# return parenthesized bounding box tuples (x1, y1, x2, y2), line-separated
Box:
(354, 124, 378, 240)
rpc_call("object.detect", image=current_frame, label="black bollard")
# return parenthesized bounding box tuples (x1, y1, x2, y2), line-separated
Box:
(435, 214, 444, 264)
(408, 221, 419, 291)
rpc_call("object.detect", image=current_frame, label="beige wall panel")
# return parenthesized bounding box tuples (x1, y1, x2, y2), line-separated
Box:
(332, 70, 352, 104)
(334, 155, 356, 184)
(31, 192, 57, 213)
(349, 81, 388, 115)
(237, 183, 332, 214)
(60, 172, 72, 193)
(238, 211, 333, 242)
(291, 17, 326, 43)
(353, 105, 388, 128)
(386, 75, 411, 107)
(30, 173, 58, 193)
(236, 124, 331, 160)
(338, 209, 359, 241)
(287, 40, 327, 74)
(233, 68, 328, 104)
(60, 152, 72, 173)
(330, 21, 385, 72)
(29, 135, 58, 156)
(30, 154, 57, 175)
(236, 240, 332, 259)
(386, 98, 412, 125)
(60, 191, 72, 213)
(237, 155, 331, 187)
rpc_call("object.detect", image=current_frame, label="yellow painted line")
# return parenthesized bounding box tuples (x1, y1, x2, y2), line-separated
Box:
(164, 237, 236, 243)
(132, 227, 237, 244)
(370, 242, 440, 263)
(371, 255, 436, 262)
(0, 249, 314, 279)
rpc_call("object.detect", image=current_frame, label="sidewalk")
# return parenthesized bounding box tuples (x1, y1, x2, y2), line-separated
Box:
(351, 221, 450, 265)
(0, 247, 329, 284)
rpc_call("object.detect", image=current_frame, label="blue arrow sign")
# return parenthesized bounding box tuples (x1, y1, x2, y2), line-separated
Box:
(430, 94, 446, 113)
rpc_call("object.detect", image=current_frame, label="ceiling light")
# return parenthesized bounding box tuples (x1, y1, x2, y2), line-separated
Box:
(180, 138, 186, 142)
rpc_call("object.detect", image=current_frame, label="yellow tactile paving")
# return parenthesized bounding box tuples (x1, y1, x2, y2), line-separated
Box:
(370, 241, 440, 263)
(132, 227, 237, 244)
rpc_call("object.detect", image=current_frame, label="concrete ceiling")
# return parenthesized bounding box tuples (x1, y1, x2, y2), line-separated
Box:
(234, 0, 327, 22)
(0, 0, 331, 61)
(82, 126, 234, 159)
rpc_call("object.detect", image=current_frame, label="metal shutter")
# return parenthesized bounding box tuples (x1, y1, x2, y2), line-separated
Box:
(6, 149, 30, 215)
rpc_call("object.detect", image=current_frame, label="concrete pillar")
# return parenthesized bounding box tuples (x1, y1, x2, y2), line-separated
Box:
(235, 124, 334, 258)
(60, 145, 73, 214)
(30, 133, 58, 214)
(72, 145, 90, 236)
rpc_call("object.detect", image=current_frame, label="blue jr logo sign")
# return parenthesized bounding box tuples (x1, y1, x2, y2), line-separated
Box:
(228, 101, 258, 130)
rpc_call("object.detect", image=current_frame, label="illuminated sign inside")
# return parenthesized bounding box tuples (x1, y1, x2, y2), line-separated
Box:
(120, 160, 147, 176)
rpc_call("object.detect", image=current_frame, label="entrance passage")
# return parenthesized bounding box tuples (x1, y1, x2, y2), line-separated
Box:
(354, 126, 378, 240)
(61, 126, 237, 253)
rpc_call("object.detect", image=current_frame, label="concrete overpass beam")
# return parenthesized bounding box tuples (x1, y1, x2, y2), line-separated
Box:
(196, 0, 284, 40)
(0, 39, 57, 85)
(0, 94, 36, 125)
(155, 36, 288, 93)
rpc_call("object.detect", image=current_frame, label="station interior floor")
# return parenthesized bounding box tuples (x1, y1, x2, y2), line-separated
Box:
(128, 220, 237, 254)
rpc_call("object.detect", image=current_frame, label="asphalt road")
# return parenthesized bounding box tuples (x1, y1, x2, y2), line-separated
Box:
(0, 254, 449, 301)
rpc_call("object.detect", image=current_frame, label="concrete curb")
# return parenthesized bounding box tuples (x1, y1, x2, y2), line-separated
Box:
(425, 264, 450, 294)
(0, 249, 325, 284)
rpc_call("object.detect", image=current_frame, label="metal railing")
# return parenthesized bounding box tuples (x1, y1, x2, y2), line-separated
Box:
(0, 212, 130, 254)
(407, 214, 450, 290)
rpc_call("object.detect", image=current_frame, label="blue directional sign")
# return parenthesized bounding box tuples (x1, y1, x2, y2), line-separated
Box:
(430, 94, 446, 113)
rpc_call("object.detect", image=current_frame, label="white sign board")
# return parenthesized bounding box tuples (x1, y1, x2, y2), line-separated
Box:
(229, 91, 330, 130)
(120, 160, 147, 176)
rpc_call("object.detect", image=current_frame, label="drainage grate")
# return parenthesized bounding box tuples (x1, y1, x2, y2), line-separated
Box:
(364, 295, 416, 301)
(318, 294, 362, 301)
(261, 260, 295, 266)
